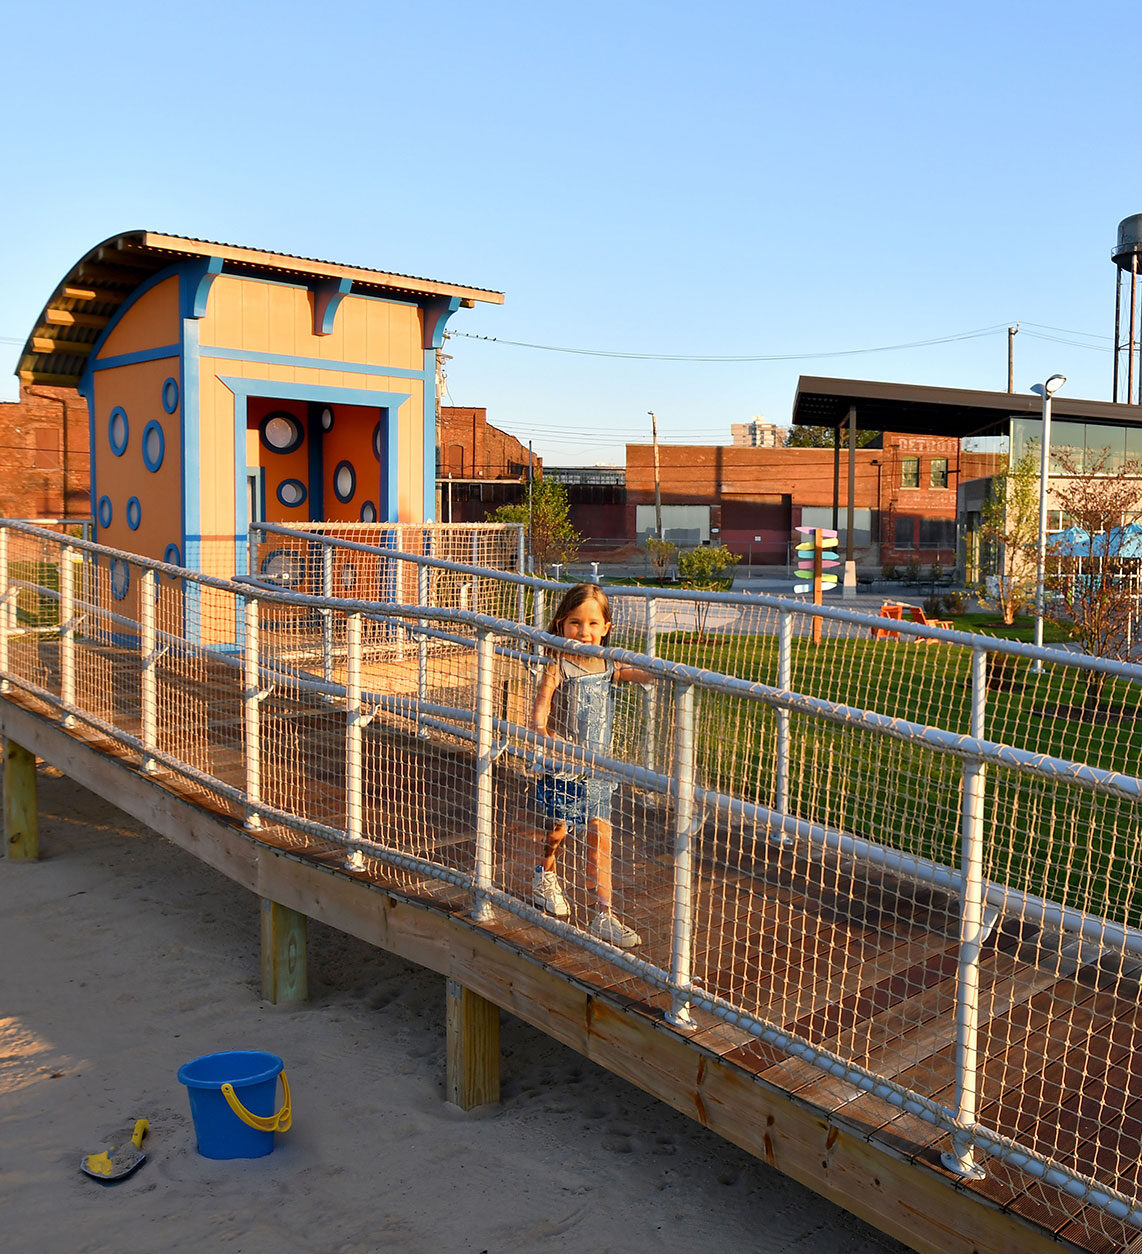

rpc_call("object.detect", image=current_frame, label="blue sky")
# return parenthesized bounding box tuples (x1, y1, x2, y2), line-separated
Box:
(0, 0, 1135, 463)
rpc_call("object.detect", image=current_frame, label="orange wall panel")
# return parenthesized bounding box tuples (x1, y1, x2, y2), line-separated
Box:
(97, 276, 180, 359)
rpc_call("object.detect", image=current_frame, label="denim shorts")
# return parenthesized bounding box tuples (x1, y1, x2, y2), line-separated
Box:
(534, 773, 616, 826)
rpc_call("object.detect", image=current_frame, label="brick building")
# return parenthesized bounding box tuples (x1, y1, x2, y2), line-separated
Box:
(0, 383, 90, 519)
(625, 432, 960, 567)
(436, 406, 537, 522)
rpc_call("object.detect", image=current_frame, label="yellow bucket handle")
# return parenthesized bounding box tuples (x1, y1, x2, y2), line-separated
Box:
(220, 1070, 291, 1133)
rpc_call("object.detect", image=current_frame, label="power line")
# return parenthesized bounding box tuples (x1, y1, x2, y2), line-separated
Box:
(445, 323, 1013, 362)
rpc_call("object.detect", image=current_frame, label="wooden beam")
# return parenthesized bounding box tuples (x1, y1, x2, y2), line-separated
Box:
(61, 286, 98, 301)
(18, 370, 85, 387)
(31, 337, 92, 357)
(260, 898, 308, 1004)
(4, 738, 38, 860)
(0, 697, 1086, 1254)
(45, 309, 110, 329)
(446, 977, 500, 1109)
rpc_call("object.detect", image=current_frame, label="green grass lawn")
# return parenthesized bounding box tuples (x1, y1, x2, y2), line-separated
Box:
(647, 627, 1142, 925)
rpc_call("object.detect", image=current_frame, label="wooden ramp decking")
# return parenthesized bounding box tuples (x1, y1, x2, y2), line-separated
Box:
(5, 674, 1142, 1254)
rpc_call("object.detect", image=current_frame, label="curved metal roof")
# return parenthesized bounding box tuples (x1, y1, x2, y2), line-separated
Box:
(17, 230, 505, 387)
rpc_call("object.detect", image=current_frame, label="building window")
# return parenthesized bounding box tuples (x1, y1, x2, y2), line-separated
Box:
(930, 457, 948, 489)
(900, 457, 919, 488)
(894, 515, 915, 548)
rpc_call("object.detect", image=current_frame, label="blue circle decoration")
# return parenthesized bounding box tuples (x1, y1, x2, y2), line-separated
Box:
(372, 421, 382, 461)
(162, 377, 179, 414)
(360, 500, 377, 523)
(163, 543, 182, 567)
(276, 478, 308, 509)
(126, 497, 142, 530)
(320, 406, 334, 432)
(109, 407, 129, 456)
(259, 410, 304, 454)
(97, 495, 113, 528)
(110, 559, 130, 601)
(333, 460, 356, 503)
(142, 420, 165, 472)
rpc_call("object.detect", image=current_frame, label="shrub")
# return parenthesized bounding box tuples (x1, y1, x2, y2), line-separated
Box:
(881, 563, 898, 581)
(905, 558, 923, 583)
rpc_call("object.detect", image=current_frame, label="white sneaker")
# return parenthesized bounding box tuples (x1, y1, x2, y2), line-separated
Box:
(532, 869, 570, 917)
(589, 910, 642, 949)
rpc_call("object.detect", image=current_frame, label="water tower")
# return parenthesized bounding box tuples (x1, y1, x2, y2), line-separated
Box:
(1113, 214, 1142, 403)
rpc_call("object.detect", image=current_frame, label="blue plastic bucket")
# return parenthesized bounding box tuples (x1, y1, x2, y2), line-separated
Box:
(177, 1050, 291, 1159)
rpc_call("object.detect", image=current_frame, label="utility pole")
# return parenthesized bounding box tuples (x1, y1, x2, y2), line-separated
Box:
(527, 441, 534, 573)
(1007, 323, 1018, 393)
(648, 411, 663, 540)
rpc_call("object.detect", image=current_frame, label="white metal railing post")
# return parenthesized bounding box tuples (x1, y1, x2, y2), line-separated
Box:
(942, 645, 989, 1181)
(243, 596, 263, 829)
(321, 542, 334, 686)
(0, 527, 9, 693)
(470, 529, 481, 614)
(345, 612, 366, 870)
(416, 563, 429, 738)
(775, 609, 793, 814)
(516, 526, 526, 625)
(140, 568, 158, 773)
(472, 627, 496, 922)
(667, 680, 697, 1027)
(643, 596, 658, 769)
(59, 542, 77, 726)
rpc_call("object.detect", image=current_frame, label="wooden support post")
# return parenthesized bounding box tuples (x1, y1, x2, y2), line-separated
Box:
(4, 739, 38, 860)
(260, 898, 308, 1005)
(445, 976, 500, 1109)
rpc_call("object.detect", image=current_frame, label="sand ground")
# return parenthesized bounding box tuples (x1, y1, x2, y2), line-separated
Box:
(0, 765, 910, 1254)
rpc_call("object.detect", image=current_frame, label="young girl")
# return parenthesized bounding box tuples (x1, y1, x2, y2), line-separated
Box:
(530, 583, 652, 949)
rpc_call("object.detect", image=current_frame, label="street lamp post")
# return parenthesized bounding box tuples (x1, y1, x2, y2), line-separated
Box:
(1032, 374, 1066, 673)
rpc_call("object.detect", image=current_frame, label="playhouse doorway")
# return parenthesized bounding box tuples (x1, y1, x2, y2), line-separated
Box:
(247, 396, 385, 526)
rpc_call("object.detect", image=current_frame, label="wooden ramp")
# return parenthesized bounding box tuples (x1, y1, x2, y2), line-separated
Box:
(6, 692, 1142, 1254)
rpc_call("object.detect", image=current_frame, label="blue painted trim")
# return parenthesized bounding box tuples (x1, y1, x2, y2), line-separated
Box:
(313, 277, 353, 336)
(162, 377, 179, 413)
(80, 261, 186, 387)
(259, 410, 305, 454)
(108, 406, 129, 456)
(218, 376, 410, 411)
(142, 419, 165, 472)
(181, 309, 201, 572)
(110, 558, 130, 601)
(91, 345, 180, 372)
(202, 344, 429, 382)
(423, 347, 436, 521)
(307, 403, 324, 520)
(277, 478, 308, 508)
(422, 296, 462, 350)
(219, 377, 411, 544)
(333, 460, 356, 503)
(164, 543, 182, 567)
(97, 496, 112, 528)
(360, 500, 377, 523)
(382, 411, 399, 523)
(232, 394, 248, 579)
(182, 256, 224, 319)
(126, 497, 142, 530)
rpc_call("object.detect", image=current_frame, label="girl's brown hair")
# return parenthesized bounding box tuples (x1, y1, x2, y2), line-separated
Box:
(548, 582, 612, 643)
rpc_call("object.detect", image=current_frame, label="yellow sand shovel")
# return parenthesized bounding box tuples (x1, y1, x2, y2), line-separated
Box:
(81, 1118, 149, 1182)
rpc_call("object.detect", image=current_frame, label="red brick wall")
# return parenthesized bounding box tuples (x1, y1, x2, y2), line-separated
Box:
(0, 384, 90, 519)
(438, 407, 538, 480)
(625, 435, 962, 562)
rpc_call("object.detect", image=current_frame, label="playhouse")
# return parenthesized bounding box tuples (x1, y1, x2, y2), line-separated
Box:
(17, 231, 504, 584)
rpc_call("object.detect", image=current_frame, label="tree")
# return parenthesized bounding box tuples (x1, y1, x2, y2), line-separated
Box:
(976, 449, 1041, 625)
(678, 543, 741, 638)
(490, 476, 580, 577)
(785, 425, 880, 449)
(643, 536, 677, 583)
(1044, 447, 1142, 708)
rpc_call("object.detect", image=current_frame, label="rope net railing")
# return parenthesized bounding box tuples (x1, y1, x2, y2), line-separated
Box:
(5, 518, 1142, 1241)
